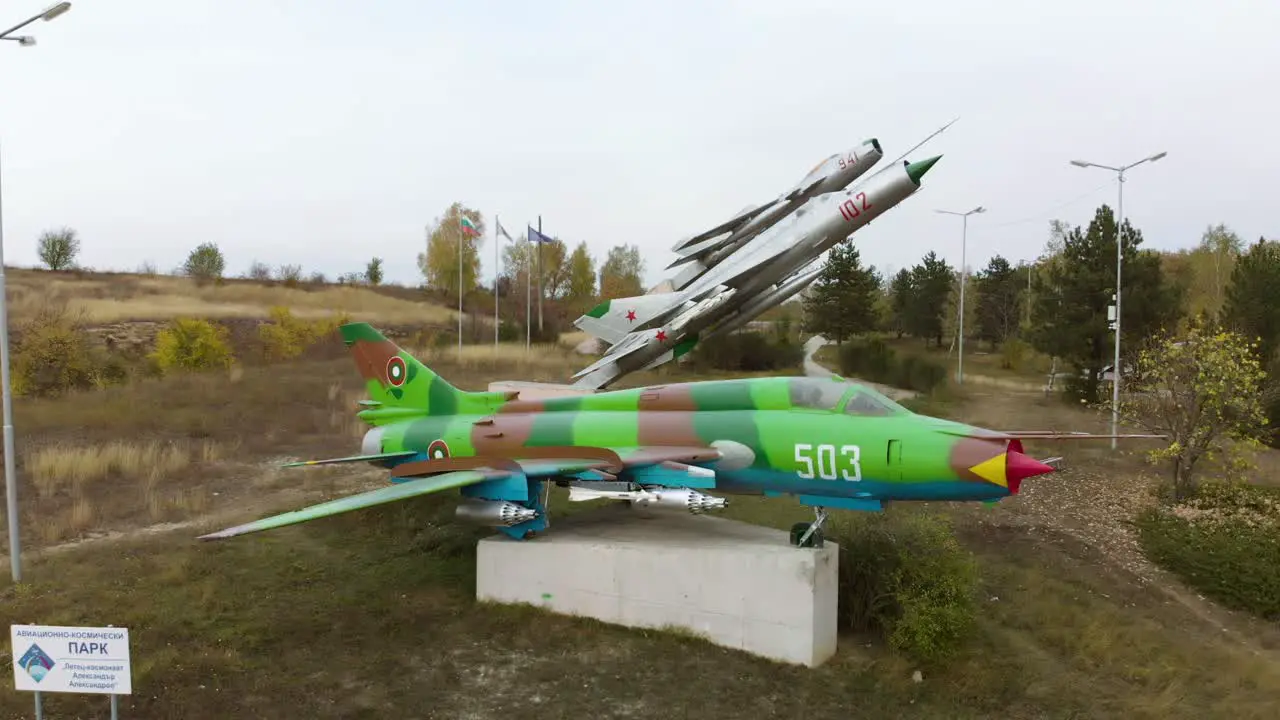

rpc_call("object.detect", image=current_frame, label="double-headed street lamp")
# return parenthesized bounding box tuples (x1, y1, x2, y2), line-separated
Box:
(936, 206, 986, 385)
(1069, 151, 1167, 450)
(1, 1, 74, 584)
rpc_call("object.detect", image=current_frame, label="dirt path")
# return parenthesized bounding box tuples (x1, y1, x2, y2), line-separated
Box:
(803, 336, 918, 400)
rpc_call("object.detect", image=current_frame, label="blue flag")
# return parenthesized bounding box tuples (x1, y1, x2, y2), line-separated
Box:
(527, 226, 554, 244)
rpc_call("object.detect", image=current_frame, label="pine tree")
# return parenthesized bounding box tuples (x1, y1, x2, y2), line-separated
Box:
(801, 241, 881, 344)
(973, 254, 1022, 347)
(1028, 203, 1182, 402)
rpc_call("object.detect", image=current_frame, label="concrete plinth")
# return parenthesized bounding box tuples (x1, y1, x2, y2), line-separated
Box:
(475, 506, 839, 667)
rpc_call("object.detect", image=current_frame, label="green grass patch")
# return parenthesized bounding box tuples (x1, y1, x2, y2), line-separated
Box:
(835, 337, 949, 394)
(1135, 482, 1280, 620)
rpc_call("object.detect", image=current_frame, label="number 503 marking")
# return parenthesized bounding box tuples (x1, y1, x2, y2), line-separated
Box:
(794, 443, 861, 481)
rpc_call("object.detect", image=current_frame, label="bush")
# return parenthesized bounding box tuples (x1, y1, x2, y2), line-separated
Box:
(1135, 482, 1280, 620)
(150, 318, 236, 373)
(257, 306, 349, 361)
(999, 337, 1031, 371)
(688, 331, 804, 372)
(837, 338, 948, 394)
(12, 305, 127, 396)
(828, 510, 979, 664)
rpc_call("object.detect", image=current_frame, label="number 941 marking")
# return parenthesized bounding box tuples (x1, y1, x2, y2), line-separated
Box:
(794, 443, 861, 481)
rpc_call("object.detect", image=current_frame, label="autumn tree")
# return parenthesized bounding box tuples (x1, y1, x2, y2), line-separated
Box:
(366, 257, 383, 285)
(973, 254, 1023, 347)
(600, 243, 644, 298)
(1115, 322, 1269, 501)
(37, 227, 80, 271)
(1028, 204, 1182, 402)
(564, 241, 597, 309)
(801, 241, 881, 344)
(418, 202, 484, 298)
(503, 237, 570, 299)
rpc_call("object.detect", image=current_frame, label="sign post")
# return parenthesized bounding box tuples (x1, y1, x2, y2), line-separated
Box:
(11, 624, 131, 718)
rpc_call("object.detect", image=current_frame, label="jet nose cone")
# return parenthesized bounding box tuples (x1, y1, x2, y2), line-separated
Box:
(906, 155, 942, 184)
(1005, 451, 1056, 494)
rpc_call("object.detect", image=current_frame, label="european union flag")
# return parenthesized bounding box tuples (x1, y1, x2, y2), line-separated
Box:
(527, 226, 554, 244)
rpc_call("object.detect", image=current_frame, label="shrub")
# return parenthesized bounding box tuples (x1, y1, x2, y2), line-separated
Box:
(999, 337, 1031, 371)
(150, 318, 236, 373)
(12, 305, 127, 396)
(1136, 483, 1280, 620)
(837, 338, 948, 394)
(828, 510, 979, 664)
(257, 306, 349, 361)
(689, 331, 803, 372)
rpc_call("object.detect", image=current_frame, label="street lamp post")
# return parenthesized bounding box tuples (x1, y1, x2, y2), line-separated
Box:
(1069, 151, 1167, 450)
(935, 206, 985, 385)
(1, 1, 75, 584)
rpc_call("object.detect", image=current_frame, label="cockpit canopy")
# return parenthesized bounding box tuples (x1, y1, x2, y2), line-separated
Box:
(788, 377, 909, 417)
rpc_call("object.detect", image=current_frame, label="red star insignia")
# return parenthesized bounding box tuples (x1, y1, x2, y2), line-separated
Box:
(625, 309, 636, 322)
(656, 330, 667, 342)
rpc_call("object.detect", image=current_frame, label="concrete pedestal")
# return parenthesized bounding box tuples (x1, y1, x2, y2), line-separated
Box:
(475, 506, 839, 667)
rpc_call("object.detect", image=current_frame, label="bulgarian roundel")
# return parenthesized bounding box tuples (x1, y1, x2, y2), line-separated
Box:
(427, 439, 450, 459)
(386, 356, 407, 387)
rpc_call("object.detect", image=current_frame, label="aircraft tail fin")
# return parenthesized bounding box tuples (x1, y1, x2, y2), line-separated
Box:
(339, 322, 484, 422)
(574, 293, 682, 344)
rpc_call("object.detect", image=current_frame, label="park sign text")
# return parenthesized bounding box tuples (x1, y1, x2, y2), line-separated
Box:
(10, 624, 132, 695)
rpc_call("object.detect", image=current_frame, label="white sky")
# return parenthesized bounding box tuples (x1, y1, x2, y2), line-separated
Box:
(1, 0, 1276, 288)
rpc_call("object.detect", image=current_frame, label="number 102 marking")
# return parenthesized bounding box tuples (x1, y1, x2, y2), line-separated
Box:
(794, 443, 861, 481)
(838, 192, 872, 221)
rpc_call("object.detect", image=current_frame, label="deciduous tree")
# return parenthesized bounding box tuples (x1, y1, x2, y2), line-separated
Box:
(37, 227, 80, 271)
(418, 202, 484, 298)
(1115, 322, 1268, 501)
(565, 241, 597, 306)
(600, 243, 644, 298)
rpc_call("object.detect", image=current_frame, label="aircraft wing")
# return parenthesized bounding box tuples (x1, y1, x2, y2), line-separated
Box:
(936, 428, 1164, 441)
(199, 446, 723, 540)
(670, 202, 773, 254)
(198, 468, 504, 540)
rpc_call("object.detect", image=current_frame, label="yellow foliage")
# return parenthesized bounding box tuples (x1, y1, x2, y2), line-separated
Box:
(150, 317, 236, 374)
(12, 304, 127, 397)
(257, 306, 350, 361)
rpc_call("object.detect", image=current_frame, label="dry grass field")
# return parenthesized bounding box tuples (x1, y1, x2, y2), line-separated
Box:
(5, 267, 456, 324)
(1, 269, 1278, 718)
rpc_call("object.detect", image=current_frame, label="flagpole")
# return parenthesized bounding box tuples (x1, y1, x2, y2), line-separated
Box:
(457, 218, 463, 361)
(525, 227, 531, 351)
(494, 214, 499, 352)
(537, 215, 544, 334)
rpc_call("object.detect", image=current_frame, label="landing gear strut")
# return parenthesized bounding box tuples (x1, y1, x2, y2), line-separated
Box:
(789, 506, 828, 548)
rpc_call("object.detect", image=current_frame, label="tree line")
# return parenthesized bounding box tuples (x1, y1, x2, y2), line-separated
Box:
(802, 202, 1280, 440)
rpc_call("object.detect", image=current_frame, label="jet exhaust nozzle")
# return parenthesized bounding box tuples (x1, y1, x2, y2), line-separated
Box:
(455, 498, 539, 526)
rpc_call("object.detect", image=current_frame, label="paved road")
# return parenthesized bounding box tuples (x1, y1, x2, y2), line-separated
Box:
(802, 336, 918, 400)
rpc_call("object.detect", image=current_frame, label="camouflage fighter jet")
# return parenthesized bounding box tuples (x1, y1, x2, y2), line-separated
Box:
(199, 323, 1154, 548)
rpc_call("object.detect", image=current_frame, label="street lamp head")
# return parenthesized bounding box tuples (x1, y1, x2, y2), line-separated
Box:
(41, 2, 71, 21)
(1070, 160, 1091, 168)
(1148, 151, 1168, 162)
(17, 35, 35, 45)
(971, 206, 986, 215)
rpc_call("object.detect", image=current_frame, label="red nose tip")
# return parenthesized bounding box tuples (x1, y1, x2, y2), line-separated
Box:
(1005, 451, 1056, 494)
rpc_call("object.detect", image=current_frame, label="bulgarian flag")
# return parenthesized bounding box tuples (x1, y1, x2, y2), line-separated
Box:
(460, 216, 481, 237)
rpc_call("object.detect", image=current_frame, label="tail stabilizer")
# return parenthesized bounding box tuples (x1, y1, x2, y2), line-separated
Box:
(574, 293, 684, 344)
(339, 322, 498, 422)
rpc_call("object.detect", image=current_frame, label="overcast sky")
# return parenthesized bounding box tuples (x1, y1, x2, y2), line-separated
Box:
(1, 0, 1275, 289)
